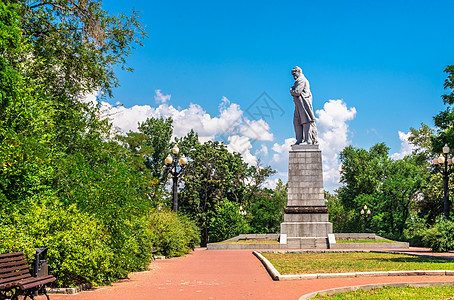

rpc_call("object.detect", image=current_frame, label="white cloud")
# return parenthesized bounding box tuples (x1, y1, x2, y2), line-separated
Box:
(255, 144, 269, 157)
(271, 138, 296, 163)
(272, 138, 295, 154)
(81, 92, 98, 106)
(154, 89, 171, 104)
(102, 94, 275, 165)
(316, 100, 356, 191)
(239, 119, 274, 141)
(263, 178, 280, 189)
(391, 131, 413, 160)
(226, 135, 257, 165)
(267, 138, 296, 188)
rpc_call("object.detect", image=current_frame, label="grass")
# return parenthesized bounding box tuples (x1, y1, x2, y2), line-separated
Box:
(261, 252, 454, 275)
(312, 285, 454, 299)
(336, 239, 399, 243)
(217, 240, 279, 244)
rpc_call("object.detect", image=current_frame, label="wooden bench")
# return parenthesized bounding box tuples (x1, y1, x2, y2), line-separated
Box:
(0, 252, 56, 300)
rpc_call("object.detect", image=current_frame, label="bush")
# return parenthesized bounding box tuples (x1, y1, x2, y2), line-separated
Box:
(0, 203, 201, 286)
(208, 200, 249, 242)
(422, 219, 454, 252)
(147, 209, 200, 257)
(0, 202, 115, 287)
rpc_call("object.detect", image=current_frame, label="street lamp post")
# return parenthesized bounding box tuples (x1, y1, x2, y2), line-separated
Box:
(433, 144, 454, 220)
(360, 205, 371, 233)
(165, 145, 187, 211)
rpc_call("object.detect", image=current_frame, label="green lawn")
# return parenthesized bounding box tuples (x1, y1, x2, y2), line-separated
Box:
(336, 239, 399, 243)
(261, 252, 454, 274)
(217, 240, 279, 244)
(313, 285, 454, 299)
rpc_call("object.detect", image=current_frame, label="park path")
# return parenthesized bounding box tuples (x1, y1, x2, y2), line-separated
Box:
(45, 248, 454, 300)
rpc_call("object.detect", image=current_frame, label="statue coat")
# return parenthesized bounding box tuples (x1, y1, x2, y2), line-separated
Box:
(291, 74, 315, 125)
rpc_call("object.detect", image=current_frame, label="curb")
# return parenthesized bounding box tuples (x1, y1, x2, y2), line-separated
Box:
(47, 283, 93, 295)
(252, 251, 280, 280)
(253, 250, 454, 281)
(298, 281, 454, 299)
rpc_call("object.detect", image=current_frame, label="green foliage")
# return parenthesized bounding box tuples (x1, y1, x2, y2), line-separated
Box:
(0, 2, 21, 110)
(0, 202, 114, 287)
(139, 117, 174, 184)
(337, 144, 426, 236)
(0, 1, 199, 289)
(208, 200, 250, 242)
(337, 143, 391, 232)
(403, 212, 428, 247)
(432, 65, 454, 152)
(325, 190, 357, 233)
(146, 210, 200, 257)
(14, 0, 147, 99)
(372, 156, 424, 236)
(180, 140, 249, 246)
(248, 180, 286, 234)
(422, 219, 454, 252)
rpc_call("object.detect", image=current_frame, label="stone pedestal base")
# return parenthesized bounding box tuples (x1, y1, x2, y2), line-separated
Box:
(280, 144, 332, 244)
(281, 222, 333, 238)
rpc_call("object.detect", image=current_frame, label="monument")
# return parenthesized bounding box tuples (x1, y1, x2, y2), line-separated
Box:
(280, 66, 333, 249)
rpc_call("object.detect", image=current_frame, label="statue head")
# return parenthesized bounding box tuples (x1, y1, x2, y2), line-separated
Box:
(291, 66, 302, 80)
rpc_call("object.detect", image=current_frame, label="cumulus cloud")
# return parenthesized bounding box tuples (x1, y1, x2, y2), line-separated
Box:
(154, 89, 171, 104)
(391, 131, 414, 160)
(255, 144, 269, 157)
(271, 138, 296, 163)
(239, 119, 274, 141)
(101, 94, 275, 165)
(316, 100, 356, 191)
(226, 135, 257, 165)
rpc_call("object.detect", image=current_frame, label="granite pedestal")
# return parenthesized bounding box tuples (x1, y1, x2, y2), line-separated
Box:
(280, 144, 332, 248)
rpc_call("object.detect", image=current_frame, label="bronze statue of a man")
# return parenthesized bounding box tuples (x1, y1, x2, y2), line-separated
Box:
(290, 66, 318, 145)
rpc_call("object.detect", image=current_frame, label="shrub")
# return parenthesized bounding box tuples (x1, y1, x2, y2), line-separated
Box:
(0, 202, 114, 287)
(147, 209, 200, 257)
(0, 203, 200, 287)
(208, 200, 250, 242)
(422, 219, 454, 252)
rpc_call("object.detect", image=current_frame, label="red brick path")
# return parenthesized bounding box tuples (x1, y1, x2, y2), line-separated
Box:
(45, 248, 454, 300)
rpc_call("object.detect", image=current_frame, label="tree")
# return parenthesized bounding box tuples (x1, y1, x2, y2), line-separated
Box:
(325, 190, 357, 233)
(337, 143, 426, 236)
(432, 65, 454, 153)
(14, 0, 146, 98)
(179, 141, 248, 246)
(338, 143, 390, 215)
(244, 162, 276, 205)
(247, 180, 287, 234)
(371, 156, 424, 237)
(408, 65, 454, 223)
(139, 117, 174, 184)
(208, 200, 249, 242)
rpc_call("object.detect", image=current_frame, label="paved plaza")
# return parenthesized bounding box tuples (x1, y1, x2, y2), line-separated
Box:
(39, 247, 454, 300)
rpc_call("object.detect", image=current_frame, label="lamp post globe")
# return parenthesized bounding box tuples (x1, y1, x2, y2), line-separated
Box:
(361, 205, 371, 233)
(165, 145, 187, 211)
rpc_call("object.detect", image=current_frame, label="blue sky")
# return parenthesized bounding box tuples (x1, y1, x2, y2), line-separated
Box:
(98, 0, 454, 191)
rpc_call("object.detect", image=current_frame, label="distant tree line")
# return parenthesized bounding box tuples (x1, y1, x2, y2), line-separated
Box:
(327, 65, 454, 251)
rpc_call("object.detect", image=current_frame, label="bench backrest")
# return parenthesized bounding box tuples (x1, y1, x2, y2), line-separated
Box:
(0, 252, 32, 290)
